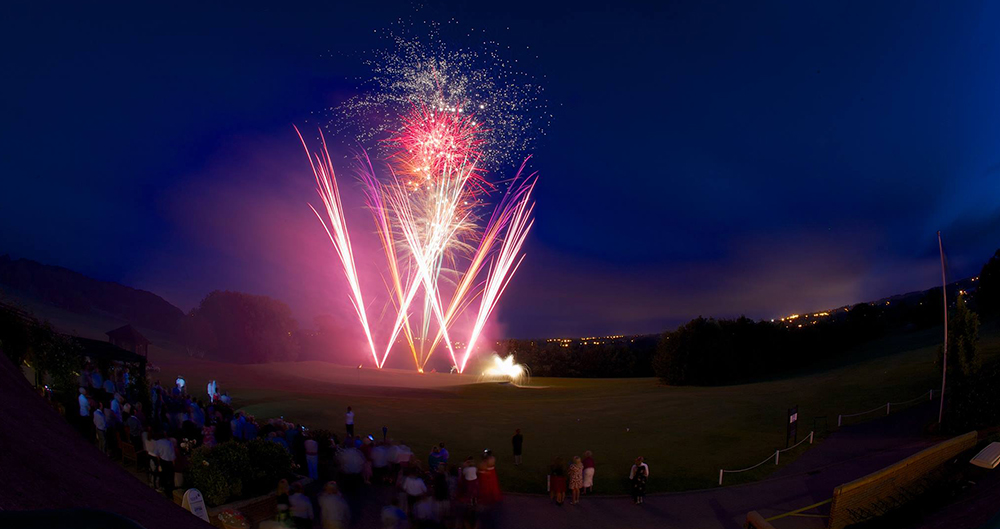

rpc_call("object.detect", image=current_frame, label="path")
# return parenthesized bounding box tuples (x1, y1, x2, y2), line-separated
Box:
(492, 401, 939, 529)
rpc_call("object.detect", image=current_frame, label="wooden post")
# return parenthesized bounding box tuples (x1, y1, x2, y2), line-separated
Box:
(938, 231, 948, 425)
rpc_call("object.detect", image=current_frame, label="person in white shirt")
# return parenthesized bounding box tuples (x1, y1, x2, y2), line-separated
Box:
(78, 388, 90, 416)
(345, 406, 355, 437)
(156, 434, 177, 494)
(77, 388, 90, 435)
(93, 402, 107, 454)
(462, 458, 479, 504)
(395, 443, 412, 465)
(628, 456, 650, 480)
(305, 437, 319, 480)
(401, 469, 427, 514)
(110, 393, 122, 423)
(289, 482, 314, 527)
(371, 443, 390, 483)
(318, 481, 349, 529)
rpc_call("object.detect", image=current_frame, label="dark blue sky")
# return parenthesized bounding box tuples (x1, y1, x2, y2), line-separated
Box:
(3, 1, 1000, 338)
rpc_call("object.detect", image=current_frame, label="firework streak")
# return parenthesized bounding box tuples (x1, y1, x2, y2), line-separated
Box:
(302, 111, 536, 373)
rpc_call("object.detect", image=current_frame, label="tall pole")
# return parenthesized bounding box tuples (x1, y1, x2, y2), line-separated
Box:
(938, 231, 948, 425)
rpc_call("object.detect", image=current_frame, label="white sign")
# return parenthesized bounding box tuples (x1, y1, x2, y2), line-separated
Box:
(789, 413, 798, 424)
(182, 488, 209, 522)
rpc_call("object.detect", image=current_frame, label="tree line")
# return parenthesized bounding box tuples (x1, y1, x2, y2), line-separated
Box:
(502, 249, 1000, 385)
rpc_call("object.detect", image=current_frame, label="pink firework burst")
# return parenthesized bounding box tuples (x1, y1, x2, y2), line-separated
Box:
(389, 104, 491, 194)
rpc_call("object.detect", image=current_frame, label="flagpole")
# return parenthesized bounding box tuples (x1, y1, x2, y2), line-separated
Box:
(938, 231, 948, 425)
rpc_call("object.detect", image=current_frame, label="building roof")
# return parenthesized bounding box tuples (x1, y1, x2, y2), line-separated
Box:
(0, 351, 212, 528)
(72, 337, 146, 365)
(105, 324, 151, 346)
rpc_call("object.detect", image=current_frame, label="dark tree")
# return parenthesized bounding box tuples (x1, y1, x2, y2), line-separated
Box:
(976, 249, 1000, 316)
(186, 290, 300, 363)
(940, 294, 980, 380)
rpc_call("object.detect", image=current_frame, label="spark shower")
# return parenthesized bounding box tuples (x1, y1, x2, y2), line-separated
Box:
(299, 30, 545, 374)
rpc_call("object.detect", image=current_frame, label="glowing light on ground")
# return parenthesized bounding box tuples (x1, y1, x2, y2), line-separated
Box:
(480, 353, 529, 385)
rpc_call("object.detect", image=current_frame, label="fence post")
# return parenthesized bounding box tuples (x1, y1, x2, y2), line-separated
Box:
(809, 431, 814, 444)
(838, 414, 842, 427)
(929, 389, 934, 401)
(718, 469, 723, 486)
(886, 402, 891, 415)
(775, 450, 780, 465)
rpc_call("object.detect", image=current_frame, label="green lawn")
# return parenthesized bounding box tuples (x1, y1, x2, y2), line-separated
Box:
(180, 326, 997, 494)
(20, 293, 998, 495)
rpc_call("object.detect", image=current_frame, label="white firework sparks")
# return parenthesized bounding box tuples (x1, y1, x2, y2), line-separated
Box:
(326, 21, 550, 172)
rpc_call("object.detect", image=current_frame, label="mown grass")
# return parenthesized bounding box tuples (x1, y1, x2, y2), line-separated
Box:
(218, 326, 999, 494)
(21, 292, 998, 494)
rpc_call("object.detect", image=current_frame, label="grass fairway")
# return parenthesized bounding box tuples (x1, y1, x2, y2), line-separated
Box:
(152, 325, 999, 495)
(16, 295, 998, 494)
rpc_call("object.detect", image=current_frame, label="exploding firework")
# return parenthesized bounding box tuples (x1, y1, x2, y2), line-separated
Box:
(306, 25, 542, 373)
(480, 353, 529, 385)
(328, 22, 549, 172)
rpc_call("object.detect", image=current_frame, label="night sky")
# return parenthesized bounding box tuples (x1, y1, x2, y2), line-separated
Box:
(4, 1, 1000, 339)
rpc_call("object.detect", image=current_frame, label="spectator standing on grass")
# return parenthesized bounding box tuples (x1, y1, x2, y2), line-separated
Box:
(156, 433, 177, 495)
(110, 393, 122, 423)
(372, 441, 390, 483)
(338, 442, 365, 494)
(548, 457, 566, 506)
(477, 455, 502, 506)
(77, 388, 90, 433)
(433, 466, 450, 521)
(93, 401, 107, 454)
(289, 482, 314, 529)
(568, 456, 583, 505)
(631, 465, 647, 505)
(461, 457, 479, 505)
(582, 450, 596, 493)
(396, 442, 413, 472)
(628, 456, 649, 481)
(438, 442, 449, 464)
(276, 479, 291, 524)
(345, 406, 355, 437)
(305, 435, 320, 480)
(318, 481, 350, 529)
(127, 412, 143, 447)
(91, 369, 103, 392)
(511, 429, 523, 465)
(428, 445, 442, 470)
(151, 380, 162, 420)
(402, 468, 427, 514)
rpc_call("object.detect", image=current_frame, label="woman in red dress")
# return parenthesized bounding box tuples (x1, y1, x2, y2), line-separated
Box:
(477, 455, 502, 505)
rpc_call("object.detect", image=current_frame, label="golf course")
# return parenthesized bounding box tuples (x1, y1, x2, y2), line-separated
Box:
(27, 295, 998, 495)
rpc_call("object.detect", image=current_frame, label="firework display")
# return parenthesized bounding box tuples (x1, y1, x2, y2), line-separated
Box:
(480, 353, 529, 385)
(304, 28, 543, 373)
(328, 22, 549, 172)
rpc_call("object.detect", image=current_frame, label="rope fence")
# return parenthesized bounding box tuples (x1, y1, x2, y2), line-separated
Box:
(718, 388, 938, 486)
(837, 389, 934, 427)
(718, 431, 814, 485)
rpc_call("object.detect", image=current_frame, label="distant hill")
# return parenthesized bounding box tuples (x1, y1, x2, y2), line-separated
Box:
(0, 255, 183, 335)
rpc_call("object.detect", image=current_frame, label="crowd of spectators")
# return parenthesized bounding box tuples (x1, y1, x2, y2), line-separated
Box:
(70, 369, 649, 528)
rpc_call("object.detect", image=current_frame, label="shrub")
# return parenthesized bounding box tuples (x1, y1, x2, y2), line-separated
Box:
(246, 438, 292, 496)
(188, 445, 243, 506)
(186, 439, 292, 506)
